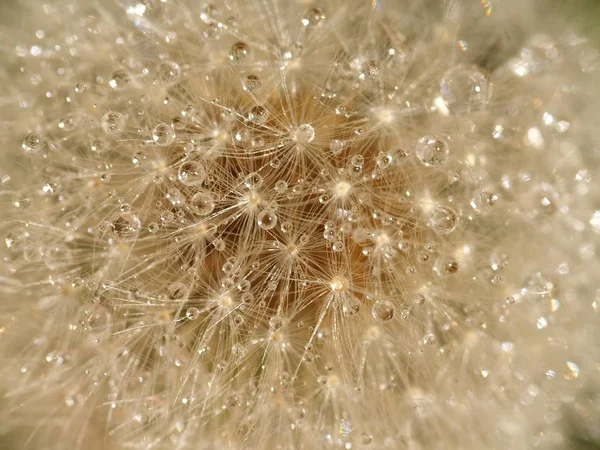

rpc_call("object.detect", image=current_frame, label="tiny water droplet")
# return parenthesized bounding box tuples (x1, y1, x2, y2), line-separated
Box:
(101, 112, 126, 134)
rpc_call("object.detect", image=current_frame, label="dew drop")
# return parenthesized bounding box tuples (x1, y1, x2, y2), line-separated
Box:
(269, 315, 284, 330)
(429, 205, 459, 235)
(157, 60, 181, 83)
(244, 173, 263, 189)
(350, 154, 364, 167)
(440, 64, 492, 112)
(258, 209, 278, 230)
(21, 133, 41, 154)
(274, 180, 288, 193)
(165, 189, 185, 206)
(111, 213, 141, 239)
(237, 280, 251, 292)
(74, 83, 87, 93)
(330, 139, 346, 155)
(415, 135, 449, 166)
(101, 112, 126, 134)
(152, 123, 176, 146)
(243, 74, 262, 92)
(301, 7, 326, 27)
(376, 151, 393, 169)
(293, 124, 315, 144)
(189, 191, 215, 216)
(230, 41, 249, 63)
(186, 307, 200, 320)
(74, 304, 111, 339)
(248, 105, 268, 124)
(371, 299, 394, 322)
(178, 161, 206, 186)
(109, 69, 130, 89)
(332, 241, 344, 252)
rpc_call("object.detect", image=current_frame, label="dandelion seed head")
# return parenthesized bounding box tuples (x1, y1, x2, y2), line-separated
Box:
(1, 0, 599, 448)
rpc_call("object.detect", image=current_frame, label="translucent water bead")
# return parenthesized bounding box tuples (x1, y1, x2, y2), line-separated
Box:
(292, 124, 315, 144)
(429, 205, 459, 235)
(440, 64, 492, 113)
(152, 123, 176, 146)
(257, 209, 278, 230)
(415, 135, 449, 167)
(101, 112, 126, 134)
(371, 299, 395, 322)
(178, 161, 206, 186)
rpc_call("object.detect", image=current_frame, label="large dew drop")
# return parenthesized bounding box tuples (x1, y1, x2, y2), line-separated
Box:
(293, 124, 315, 144)
(258, 209, 278, 230)
(178, 161, 206, 186)
(415, 135, 449, 167)
(189, 191, 215, 216)
(111, 213, 142, 239)
(440, 64, 492, 113)
(371, 299, 394, 322)
(429, 205, 459, 235)
(152, 123, 176, 146)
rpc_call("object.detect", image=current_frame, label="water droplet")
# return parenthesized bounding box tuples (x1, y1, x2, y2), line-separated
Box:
(74, 83, 87, 93)
(178, 161, 206, 186)
(433, 257, 459, 276)
(244, 173, 263, 189)
(243, 74, 262, 92)
(258, 209, 278, 230)
(230, 41, 249, 63)
(189, 191, 215, 216)
(109, 69, 130, 89)
(330, 139, 347, 155)
(415, 135, 449, 166)
(376, 151, 392, 169)
(269, 315, 284, 330)
(248, 105, 268, 124)
(292, 124, 315, 144)
(101, 112, 126, 134)
(274, 180, 288, 193)
(21, 133, 41, 154)
(440, 64, 492, 112)
(91, 139, 107, 153)
(301, 7, 326, 27)
(186, 307, 200, 320)
(350, 154, 364, 167)
(100, 173, 111, 183)
(74, 304, 111, 340)
(429, 205, 459, 234)
(366, 60, 380, 77)
(371, 299, 394, 322)
(111, 213, 141, 239)
(237, 280, 251, 292)
(157, 60, 181, 83)
(152, 123, 176, 146)
(332, 241, 344, 252)
(166, 188, 185, 206)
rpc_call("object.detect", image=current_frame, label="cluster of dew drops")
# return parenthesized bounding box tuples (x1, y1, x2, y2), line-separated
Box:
(6, 0, 600, 447)
(13, 2, 489, 330)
